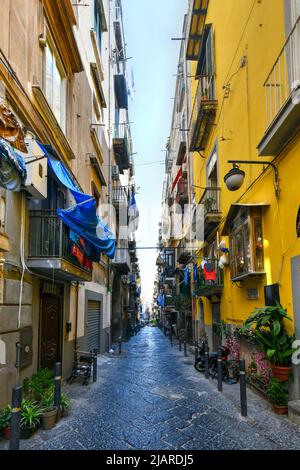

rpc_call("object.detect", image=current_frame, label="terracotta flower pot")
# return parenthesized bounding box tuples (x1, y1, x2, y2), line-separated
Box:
(273, 404, 288, 415)
(42, 407, 57, 430)
(271, 365, 292, 382)
(3, 426, 11, 440)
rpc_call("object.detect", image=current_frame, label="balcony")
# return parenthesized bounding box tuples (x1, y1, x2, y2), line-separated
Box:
(165, 150, 173, 173)
(114, 74, 128, 110)
(114, 20, 124, 60)
(196, 259, 223, 299)
(112, 185, 128, 207)
(190, 76, 217, 151)
(176, 139, 187, 166)
(28, 211, 92, 282)
(258, 16, 300, 156)
(177, 240, 192, 265)
(176, 177, 189, 206)
(113, 124, 130, 173)
(199, 187, 221, 239)
(112, 244, 131, 274)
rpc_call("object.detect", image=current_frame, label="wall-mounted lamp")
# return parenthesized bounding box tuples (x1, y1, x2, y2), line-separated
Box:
(224, 160, 279, 197)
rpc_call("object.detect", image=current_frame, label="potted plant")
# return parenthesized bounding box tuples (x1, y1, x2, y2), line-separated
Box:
(266, 378, 289, 414)
(23, 368, 55, 402)
(40, 390, 57, 430)
(60, 393, 71, 418)
(20, 399, 42, 439)
(0, 405, 12, 440)
(240, 303, 296, 381)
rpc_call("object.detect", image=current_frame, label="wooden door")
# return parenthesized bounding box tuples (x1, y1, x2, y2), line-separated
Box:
(40, 296, 61, 370)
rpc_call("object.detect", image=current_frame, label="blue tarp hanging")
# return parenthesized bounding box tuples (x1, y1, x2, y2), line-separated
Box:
(0, 137, 26, 191)
(37, 142, 116, 260)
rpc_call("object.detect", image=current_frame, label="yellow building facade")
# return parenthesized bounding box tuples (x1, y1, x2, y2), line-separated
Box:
(187, 0, 300, 369)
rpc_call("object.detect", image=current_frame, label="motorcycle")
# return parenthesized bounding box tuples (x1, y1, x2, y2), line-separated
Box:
(194, 339, 239, 383)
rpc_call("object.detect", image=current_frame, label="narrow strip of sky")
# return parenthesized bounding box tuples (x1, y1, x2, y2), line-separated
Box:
(123, 0, 188, 307)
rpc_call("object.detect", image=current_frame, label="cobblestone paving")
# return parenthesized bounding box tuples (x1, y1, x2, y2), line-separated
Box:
(2, 326, 300, 450)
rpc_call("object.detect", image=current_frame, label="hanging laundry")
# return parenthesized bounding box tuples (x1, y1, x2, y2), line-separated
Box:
(203, 262, 217, 282)
(184, 267, 190, 285)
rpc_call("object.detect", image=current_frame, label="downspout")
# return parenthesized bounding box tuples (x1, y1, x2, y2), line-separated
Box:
(74, 281, 79, 357)
(107, 0, 113, 348)
(17, 191, 26, 384)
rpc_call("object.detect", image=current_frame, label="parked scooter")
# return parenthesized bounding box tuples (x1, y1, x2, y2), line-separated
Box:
(194, 339, 239, 383)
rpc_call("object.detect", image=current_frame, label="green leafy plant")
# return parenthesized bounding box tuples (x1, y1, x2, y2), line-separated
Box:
(0, 405, 12, 431)
(23, 368, 55, 401)
(20, 399, 42, 429)
(266, 378, 289, 406)
(215, 320, 231, 341)
(60, 393, 71, 414)
(240, 303, 296, 366)
(40, 390, 56, 413)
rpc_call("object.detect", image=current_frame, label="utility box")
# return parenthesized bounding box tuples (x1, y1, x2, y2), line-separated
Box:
(19, 326, 33, 368)
(22, 139, 48, 199)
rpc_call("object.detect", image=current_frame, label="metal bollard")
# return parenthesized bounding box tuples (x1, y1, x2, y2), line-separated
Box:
(107, 332, 110, 353)
(9, 385, 22, 450)
(194, 344, 199, 362)
(54, 362, 62, 418)
(239, 359, 247, 417)
(170, 330, 173, 347)
(93, 349, 98, 382)
(204, 340, 209, 379)
(118, 337, 122, 354)
(184, 339, 187, 357)
(217, 348, 223, 392)
(179, 337, 182, 351)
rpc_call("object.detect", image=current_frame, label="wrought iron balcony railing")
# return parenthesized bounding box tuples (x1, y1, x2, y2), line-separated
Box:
(196, 258, 223, 298)
(189, 75, 217, 151)
(199, 187, 221, 216)
(28, 210, 92, 275)
(264, 16, 300, 129)
(112, 185, 128, 205)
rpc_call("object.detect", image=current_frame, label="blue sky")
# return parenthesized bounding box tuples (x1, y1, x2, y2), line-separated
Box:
(123, 0, 188, 307)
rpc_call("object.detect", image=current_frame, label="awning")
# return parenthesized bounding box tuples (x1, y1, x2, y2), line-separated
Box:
(38, 142, 116, 260)
(114, 74, 128, 110)
(0, 137, 27, 191)
(221, 203, 270, 235)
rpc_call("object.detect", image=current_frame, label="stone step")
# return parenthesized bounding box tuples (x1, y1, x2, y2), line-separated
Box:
(288, 400, 300, 425)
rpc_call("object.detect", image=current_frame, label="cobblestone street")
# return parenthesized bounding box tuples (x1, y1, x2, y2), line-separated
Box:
(3, 326, 300, 451)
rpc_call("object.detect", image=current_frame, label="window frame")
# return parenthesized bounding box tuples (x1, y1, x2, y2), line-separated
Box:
(229, 207, 264, 280)
(43, 26, 67, 133)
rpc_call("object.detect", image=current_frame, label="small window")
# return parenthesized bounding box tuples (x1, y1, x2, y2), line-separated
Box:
(94, 0, 103, 51)
(44, 31, 66, 131)
(229, 207, 264, 280)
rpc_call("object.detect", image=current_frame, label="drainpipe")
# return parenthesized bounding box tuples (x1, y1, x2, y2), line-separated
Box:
(107, 0, 113, 344)
(16, 191, 26, 384)
(74, 281, 79, 356)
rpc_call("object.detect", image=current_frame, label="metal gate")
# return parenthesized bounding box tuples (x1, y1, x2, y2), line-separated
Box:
(87, 300, 101, 352)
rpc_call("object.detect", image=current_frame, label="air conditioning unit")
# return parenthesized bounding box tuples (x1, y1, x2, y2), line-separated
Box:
(112, 165, 120, 180)
(21, 139, 47, 199)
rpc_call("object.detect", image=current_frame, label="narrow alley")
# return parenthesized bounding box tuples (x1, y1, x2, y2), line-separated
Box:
(6, 326, 300, 451)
